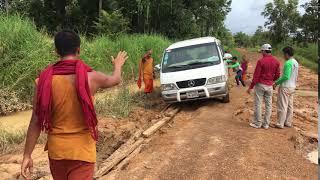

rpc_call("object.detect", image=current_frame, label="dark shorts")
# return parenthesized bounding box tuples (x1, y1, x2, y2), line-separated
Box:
(49, 159, 95, 180)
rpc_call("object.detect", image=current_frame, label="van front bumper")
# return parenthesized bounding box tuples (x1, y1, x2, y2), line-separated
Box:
(161, 82, 228, 103)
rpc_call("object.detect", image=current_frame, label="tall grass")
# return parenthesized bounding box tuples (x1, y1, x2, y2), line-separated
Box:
(274, 43, 318, 72)
(95, 85, 133, 118)
(0, 14, 171, 103)
(0, 129, 26, 154)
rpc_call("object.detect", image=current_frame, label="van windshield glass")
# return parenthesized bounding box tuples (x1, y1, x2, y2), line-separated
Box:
(162, 43, 221, 73)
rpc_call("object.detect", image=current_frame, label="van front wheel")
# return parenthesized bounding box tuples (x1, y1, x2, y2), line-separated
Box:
(222, 93, 230, 103)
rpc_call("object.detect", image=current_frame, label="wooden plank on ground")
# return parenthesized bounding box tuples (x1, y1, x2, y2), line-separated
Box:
(142, 108, 180, 138)
(142, 117, 171, 138)
(99, 144, 144, 180)
(94, 137, 144, 178)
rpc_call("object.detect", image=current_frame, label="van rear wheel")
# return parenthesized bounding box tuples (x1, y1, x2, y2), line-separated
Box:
(222, 93, 230, 103)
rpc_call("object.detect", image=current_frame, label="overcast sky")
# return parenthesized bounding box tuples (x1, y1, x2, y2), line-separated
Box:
(225, 0, 309, 35)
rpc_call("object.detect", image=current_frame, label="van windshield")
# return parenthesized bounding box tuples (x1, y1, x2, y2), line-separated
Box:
(162, 42, 221, 73)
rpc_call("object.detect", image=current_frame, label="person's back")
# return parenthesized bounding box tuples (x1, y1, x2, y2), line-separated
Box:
(21, 30, 128, 180)
(248, 44, 280, 129)
(49, 75, 95, 163)
(257, 55, 280, 85)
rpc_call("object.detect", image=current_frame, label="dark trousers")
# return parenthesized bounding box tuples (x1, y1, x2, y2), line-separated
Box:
(235, 70, 246, 87)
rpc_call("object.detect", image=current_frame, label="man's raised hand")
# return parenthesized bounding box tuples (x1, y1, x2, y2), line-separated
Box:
(112, 51, 128, 68)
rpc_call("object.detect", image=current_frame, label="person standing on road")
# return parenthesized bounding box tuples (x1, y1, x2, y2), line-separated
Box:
(241, 55, 249, 81)
(247, 44, 280, 129)
(274, 47, 299, 129)
(137, 49, 154, 94)
(21, 30, 128, 180)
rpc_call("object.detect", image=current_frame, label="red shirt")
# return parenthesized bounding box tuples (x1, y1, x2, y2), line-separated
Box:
(249, 55, 280, 89)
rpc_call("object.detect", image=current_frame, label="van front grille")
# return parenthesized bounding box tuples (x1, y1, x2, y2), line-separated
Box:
(176, 78, 206, 89)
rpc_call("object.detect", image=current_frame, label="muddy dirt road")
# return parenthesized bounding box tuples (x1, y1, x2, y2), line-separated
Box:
(0, 49, 317, 180)
(104, 49, 318, 180)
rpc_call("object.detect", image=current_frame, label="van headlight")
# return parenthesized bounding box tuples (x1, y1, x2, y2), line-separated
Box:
(207, 76, 226, 85)
(161, 83, 178, 91)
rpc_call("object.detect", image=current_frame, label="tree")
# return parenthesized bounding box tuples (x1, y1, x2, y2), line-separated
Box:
(3, 0, 232, 39)
(261, 0, 300, 43)
(94, 10, 129, 38)
(216, 26, 235, 47)
(300, 0, 318, 42)
(251, 26, 272, 47)
(234, 32, 251, 47)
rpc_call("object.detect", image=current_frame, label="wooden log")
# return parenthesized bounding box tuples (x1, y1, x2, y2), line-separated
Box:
(94, 138, 144, 178)
(142, 117, 171, 138)
(99, 144, 144, 180)
(164, 107, 179, 117)
(142, 108, 180, 138)
(96, 108, 180, 178)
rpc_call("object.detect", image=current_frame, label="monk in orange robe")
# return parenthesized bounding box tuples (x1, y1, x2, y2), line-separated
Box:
(21, 30, 128, 180)
(137, 49, 154, 94)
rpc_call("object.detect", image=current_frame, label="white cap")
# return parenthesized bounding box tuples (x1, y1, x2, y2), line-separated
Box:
(261, 44, 272, 51)
(223, 53, 233, 60)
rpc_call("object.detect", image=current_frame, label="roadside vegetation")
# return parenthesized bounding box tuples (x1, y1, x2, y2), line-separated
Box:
(232, 0, 318, 71)
(0, 0, 317, 156)
(0, 15, 170, 109)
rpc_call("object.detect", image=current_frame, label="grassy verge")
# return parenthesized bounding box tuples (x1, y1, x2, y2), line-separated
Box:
(95, 84, 134, 118)
(0, 126, 47, 155)
(224, 47, 242, 60)
(0, 14, 171, 114)
(0, 129, 26, 154)
(248, 44, 318, 72)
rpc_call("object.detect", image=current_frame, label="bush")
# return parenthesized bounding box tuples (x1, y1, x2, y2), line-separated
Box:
(0, 14, 54, 102)
(0, 89, 31, 115)
(0, 14, 171, 105)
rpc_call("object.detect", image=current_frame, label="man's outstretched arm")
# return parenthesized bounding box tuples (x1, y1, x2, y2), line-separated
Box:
(92, 51, 128, 90)
(21, 87, 41, 179)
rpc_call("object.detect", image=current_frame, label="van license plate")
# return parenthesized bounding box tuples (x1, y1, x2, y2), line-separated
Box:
(186, 91, 199, 98)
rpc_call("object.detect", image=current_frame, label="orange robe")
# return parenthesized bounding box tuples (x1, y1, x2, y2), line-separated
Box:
(138, 57, 154, 93)
(46, 75, 96, 163)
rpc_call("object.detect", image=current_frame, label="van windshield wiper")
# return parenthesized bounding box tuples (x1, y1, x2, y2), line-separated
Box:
(186, 61, 214, 66)
(167, 64, 191, 69)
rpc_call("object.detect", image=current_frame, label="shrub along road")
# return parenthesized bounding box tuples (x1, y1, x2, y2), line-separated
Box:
(104, 49, 318, 179)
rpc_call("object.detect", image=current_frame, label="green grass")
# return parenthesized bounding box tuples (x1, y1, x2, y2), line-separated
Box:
(274, 43, 318, 72)
(95, 84, 133, 118)
(0, 129, 26, 154)
(0, 14, 171, 104)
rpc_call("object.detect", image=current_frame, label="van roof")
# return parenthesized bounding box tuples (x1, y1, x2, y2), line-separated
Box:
(167, 37, 221, 50)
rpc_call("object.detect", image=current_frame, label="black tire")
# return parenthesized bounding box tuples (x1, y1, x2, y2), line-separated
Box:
(222, 93, 230, 103)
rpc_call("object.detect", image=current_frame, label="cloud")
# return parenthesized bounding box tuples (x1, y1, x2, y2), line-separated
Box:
(225, 0, 307, 35)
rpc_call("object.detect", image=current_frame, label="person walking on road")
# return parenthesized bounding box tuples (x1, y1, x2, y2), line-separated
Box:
(21, 30, 128, 180)
(274, 46, 299, 129)
(247, 44, 280, 129)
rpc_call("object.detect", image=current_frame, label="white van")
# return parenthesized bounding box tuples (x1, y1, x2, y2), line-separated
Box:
(160, 37, 229, 103)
